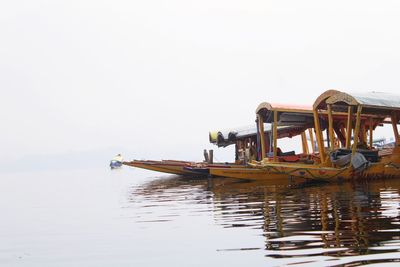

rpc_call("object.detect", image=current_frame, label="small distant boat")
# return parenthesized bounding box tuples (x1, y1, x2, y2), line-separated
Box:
(110, 154, 123, 169)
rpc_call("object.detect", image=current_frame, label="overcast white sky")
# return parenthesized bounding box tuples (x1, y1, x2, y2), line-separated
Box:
(1, 0, 400, 167)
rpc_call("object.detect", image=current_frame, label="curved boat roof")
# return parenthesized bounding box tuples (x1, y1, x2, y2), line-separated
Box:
(209, 125, 259, 147)
(313, 90, 400, 118)
(326, 91, 400, 110)
(256, 102, 312, 116)
(255, 102, 315, 127)
(313, 89, 342, 109)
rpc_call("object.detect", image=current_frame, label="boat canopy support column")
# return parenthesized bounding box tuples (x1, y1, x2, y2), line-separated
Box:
(369, 117, 373, 149)
(391, 112, 400, 145)
(257, 114, 266, 160)
(352, 105, 363, 156)
(313, 109, 325, 162)
(327, 104, 335, 150)
(301, 131, 309, 154)
(362, 121, 367, 144)
(346, 106, 352, 149)
(273, 111, 278, 162)
(308, 128, 316, 153)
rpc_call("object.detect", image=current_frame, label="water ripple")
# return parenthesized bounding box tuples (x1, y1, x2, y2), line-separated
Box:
(125, 176, 400, 265)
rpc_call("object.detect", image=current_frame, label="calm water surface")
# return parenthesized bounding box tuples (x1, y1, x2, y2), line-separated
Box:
(1, 167, 400, 266)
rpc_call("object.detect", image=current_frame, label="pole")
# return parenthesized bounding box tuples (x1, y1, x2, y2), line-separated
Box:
(352, 105, 363, 156)
(313, 109, 325, 162)
(327, 104, 335, 149)
(273, 111, 278, 162)
(308, 128, 316, 153)
(346, 106, 352, 149)
(257, 114, 266, 160)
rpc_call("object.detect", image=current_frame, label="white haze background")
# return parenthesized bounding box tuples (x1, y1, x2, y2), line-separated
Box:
(1, 0, 400, 172)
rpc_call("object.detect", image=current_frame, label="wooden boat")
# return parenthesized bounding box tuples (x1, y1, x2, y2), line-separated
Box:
(209, 103, 322, 179)
(123, 124, 270, 176)
(123, 123, 310, 176)
(186, 121, 314, 176)
(214, 90, 400, 182)
(307, 90, 400, 181)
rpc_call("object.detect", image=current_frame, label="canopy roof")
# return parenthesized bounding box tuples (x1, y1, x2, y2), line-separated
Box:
(209, 125, 259, 147)
(313, 90, 400, 115)
(209, 124, 309, 147)
(326, 91, 400, 110)
(313, 89, 342, 110)
(256, 102, 312, 115)
(255, 102, 315, 127)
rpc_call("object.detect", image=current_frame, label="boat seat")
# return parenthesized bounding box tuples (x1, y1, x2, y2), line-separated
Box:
(267, 155, 301, 162)
(279, 150, 296, 156)
(331, 148, 379, 163)
(280, 155, 301, 162)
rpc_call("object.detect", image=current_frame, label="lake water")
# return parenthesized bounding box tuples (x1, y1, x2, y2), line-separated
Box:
(1, 166, 400, 266)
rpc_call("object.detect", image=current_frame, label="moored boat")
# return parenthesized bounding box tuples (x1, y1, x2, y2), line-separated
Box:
(123, 122, 304, 176)
(221, 90, 400, 182)
(209, 102, 323, 180)
(122, 124, 264, 176)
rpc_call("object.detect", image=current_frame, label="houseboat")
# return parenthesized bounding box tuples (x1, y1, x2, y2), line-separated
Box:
(212, 90, 400, 182)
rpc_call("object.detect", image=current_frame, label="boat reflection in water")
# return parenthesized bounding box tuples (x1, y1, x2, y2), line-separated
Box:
(130, 176, 400, 266)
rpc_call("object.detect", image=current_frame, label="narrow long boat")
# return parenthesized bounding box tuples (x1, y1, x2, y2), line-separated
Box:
(209, 102, 323, 180)
(308, 90, 400, 181)
(123, 123, 310, 176)
(184, 123, 312, 176)
(123, 124, 278, 176)
(214, 90, 400, 182)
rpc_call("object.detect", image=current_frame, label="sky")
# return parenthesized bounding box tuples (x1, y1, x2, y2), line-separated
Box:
(1, 0, 400, 170)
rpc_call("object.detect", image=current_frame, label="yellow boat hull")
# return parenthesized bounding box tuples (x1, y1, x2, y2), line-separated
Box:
(210, 154, 400, 182)
(209, 166, 311, 184)
(124, 159, 251, 177)
(123, 160, 193, 175)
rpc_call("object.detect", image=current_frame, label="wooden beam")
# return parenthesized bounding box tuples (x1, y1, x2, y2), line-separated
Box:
(346, 106, 352, 149)
(391, 112, 399, 145)
(313, 109, 325, 163)
(301, 131, 309, 154)
(327, 104, 335, 149)
(362, 122, 367, 144)
(257, 114, 266, 160)
(273, 111, 278, 162)
(352, 105, 363, 156)
(308, 128, 316, 153)
(369, 117, 373, 149)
